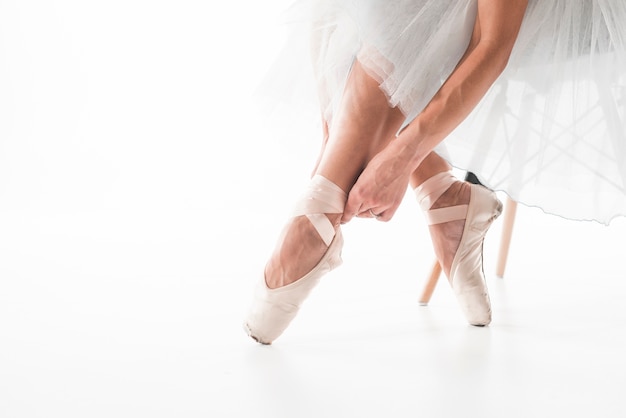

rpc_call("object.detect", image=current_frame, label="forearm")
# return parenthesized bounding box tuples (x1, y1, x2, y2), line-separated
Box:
(341, 0, 528, 223)
(394, 41, 511, 171)
(393, 0, 528, 172)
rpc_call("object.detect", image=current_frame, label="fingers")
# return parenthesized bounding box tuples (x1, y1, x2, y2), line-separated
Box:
(341, 196, 360, 224)
(366, 208, 382, 219)
(341, 191, 390, 224)
(340, 156, 408, 224)
(358, 208, 382, 220)
(375, 206, 398, 222)
(342, 189, 401, 223)
(342, 180, 384, 223)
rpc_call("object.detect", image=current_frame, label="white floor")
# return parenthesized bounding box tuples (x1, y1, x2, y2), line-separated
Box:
(2, 198, 625, 418)
(2, 2, 626, 417)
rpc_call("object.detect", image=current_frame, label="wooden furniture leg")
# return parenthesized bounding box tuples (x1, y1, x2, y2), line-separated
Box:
(419, 260, 442, 306)
(495, 197, 517, 278)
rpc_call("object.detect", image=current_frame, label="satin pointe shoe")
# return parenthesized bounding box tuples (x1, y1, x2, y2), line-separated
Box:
(415, 171, 503, 326)
(243, 174, 347, 344)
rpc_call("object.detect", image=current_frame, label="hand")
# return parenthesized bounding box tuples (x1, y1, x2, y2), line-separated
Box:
(341, 146, 413, 224)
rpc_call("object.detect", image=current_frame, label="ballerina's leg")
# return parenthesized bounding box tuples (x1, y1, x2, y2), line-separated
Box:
(245, 60, 407, 344)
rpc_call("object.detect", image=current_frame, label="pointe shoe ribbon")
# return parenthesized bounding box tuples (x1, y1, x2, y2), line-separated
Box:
(415, 171, 468, 223)
(291, 176, 345, 246)
(244, 175, 347, 344)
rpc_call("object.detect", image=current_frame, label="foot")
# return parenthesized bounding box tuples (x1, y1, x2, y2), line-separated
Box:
(244, 175, 347, 344)
(265, 213, 341, 289)
(427, 181, 470, 278)
(415, 171, 502, 326)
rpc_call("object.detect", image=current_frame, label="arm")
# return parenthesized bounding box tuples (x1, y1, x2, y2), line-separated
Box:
(342, 0, 528, 223)
(397, 0, 528, 167)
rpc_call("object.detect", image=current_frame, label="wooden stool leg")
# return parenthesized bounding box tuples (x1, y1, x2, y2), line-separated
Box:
(419, 260, 442, 306)
(495, 198, 517, 278)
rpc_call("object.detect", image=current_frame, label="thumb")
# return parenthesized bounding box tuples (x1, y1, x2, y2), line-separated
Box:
(341, 193, 360, 224)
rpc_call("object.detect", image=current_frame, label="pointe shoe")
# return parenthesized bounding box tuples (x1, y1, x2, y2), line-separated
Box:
(243, 175, 346, 344)
(449, 183, 502, 326)
(416, 172, 502, 326)
(243, 231, 343, 344)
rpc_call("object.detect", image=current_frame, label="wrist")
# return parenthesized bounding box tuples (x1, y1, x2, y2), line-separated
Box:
(393, 122, 433, 172)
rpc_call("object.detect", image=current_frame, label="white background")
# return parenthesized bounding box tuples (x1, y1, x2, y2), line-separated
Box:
(1, 1, 625, 417)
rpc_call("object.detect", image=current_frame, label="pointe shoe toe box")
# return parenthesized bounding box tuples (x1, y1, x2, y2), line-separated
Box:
(243, 231, 344, 344)
(449, 184, 502, 326)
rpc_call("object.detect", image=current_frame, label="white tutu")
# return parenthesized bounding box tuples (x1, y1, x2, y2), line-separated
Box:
(258, 0, 626, 224)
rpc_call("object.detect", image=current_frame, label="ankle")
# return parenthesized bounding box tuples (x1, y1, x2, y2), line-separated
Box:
(414, 171, 456, 211)
(265, 213, 341, 289)
(431, 181, 470, 210)
(325, 213, 342, 229)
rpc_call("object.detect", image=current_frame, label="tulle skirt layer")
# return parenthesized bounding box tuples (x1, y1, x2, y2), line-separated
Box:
(259, 0, 626, 224)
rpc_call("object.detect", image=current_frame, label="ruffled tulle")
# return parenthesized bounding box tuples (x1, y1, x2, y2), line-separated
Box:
(257, 0, 626, 224)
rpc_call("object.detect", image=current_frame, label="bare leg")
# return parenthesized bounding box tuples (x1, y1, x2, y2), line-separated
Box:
(265, 60, 406, 289)
(245, 61, 496, 343)
(310, 118, 329, 178)
(409, 152, 453, 188)
(266, 83, 467, 288)
(410, 152, 501, 326)
(244, 60, 410, 343)
(410, 153, 470, 278)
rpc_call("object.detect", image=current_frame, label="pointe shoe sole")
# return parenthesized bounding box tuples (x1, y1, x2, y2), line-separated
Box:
(449, 184, 503, 326)
(243, 230, 344, 344)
